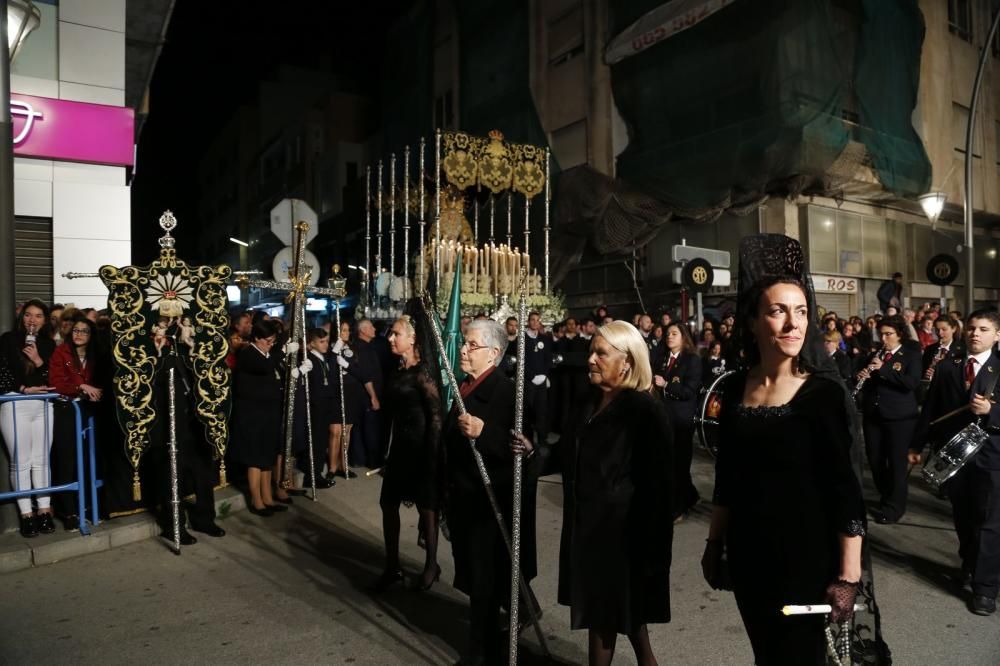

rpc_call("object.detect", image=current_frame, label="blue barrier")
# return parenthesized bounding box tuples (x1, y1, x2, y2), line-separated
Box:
(0, 393, 102, 536)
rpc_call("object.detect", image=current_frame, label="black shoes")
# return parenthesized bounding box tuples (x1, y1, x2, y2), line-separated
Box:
(971, 595, 996, 616)
(372, 569, 404, 593)
(273, 495, 294, 505)
(19, 514, 38, 538)
(334, 469, 358, 479)
(36, 512, 56, 534)
(191, 523, 226, 538)
(872, 510, 898, 525)
(264, 503, 288, 512)
(248, 505, 275, 517)
(417, 565, 442, 592)
(302, 476, 334, 489)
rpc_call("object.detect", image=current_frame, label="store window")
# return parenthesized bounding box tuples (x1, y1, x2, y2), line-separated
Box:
(548, 4, 584, 66)
(807, 206, 906, 278)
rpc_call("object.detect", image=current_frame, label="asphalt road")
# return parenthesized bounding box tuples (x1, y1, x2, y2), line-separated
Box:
(1, 451, 998, 665)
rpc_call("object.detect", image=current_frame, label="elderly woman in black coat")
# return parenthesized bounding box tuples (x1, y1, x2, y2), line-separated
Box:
(558, 320, 674, 666)
(445, 318, 539, 665)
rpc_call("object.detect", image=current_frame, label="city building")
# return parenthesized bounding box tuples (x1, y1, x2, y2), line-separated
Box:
(10, 0, 173, 308)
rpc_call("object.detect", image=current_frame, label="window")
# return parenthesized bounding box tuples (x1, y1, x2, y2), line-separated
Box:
(807, 207, 896, 278)
(548, 4, 584, 66)
(953, 103, 983, 157)
(949, 0, 972, 42)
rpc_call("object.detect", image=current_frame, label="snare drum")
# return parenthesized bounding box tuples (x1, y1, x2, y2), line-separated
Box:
(695, 370, 736, 458)
(922, 421, 990, 489)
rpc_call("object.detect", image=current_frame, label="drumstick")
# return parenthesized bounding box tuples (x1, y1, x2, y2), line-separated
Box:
(782, 604, 866, 616)
(929, 397, 997, 426)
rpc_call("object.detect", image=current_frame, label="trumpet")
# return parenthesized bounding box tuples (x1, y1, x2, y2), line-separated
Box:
(851, 347, 884, 399)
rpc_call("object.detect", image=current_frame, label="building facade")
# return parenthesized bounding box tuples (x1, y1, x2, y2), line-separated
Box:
(9, 0, 171, 309)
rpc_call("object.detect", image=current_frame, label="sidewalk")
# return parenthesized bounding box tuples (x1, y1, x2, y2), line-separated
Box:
(0, 486, 247, 574)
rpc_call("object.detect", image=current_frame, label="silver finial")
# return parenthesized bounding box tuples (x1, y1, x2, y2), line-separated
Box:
(159, 210, 177, 249)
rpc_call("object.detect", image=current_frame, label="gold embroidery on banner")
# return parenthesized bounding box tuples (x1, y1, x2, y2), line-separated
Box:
(441, 129, 546, 199)
(478, 130, 513, 193)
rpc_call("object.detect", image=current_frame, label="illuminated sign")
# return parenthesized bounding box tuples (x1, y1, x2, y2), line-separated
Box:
(10, 93, 134, 167)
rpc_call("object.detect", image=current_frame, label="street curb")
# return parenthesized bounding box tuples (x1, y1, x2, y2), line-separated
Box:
(0, 486, 247, 574)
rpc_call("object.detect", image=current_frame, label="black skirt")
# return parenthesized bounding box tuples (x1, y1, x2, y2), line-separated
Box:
(229, 397, 282, 469)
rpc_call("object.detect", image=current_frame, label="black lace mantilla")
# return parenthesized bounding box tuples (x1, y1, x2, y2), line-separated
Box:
(844, 519, 866, 537)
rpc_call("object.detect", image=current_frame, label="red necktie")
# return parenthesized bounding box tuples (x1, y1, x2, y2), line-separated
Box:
(666, 355, 677, 373)
(966, 358, 977, 387)
(883, 351, 892, 363)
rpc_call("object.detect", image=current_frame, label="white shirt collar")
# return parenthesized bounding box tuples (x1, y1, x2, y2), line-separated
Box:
(527, 329, 538, 339)
(310, 349, 325, 362)
(251, 343, 269, 359)
(970, 348, 992, 367)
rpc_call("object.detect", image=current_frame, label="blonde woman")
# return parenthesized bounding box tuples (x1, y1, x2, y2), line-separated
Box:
(556, 320, 674, 666)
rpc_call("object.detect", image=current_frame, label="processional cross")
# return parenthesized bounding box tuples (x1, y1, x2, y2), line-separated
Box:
(234, 221, 347, 498)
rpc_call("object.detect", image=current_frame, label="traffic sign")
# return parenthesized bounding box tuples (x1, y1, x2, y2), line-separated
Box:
(671, 267, 730, 288)
(926, 254, 959, 286)
(672, 244, 730, 268)
(271, 198, 318, 246)
(272, 247, 320, 286)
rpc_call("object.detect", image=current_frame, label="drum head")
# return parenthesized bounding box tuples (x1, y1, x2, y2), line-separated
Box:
(697, 370, 736, 458)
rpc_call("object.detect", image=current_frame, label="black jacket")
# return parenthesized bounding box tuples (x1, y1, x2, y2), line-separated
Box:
(877, 279, 901, 311)
(921, 339, 966, 374)
(913, 349, 1000, 470)
(0, 330, 54, 391)
(859, 345, 922, 421)
(651, 345, 702, 426)
(524, 332, 553, 381)
(831, 349, 853, 386)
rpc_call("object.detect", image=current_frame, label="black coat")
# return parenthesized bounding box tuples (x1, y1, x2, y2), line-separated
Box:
(558, 389, 673, 634)
(859, 345, 922, 421)
(444, 368, 538, 596)
(921, 340, 966, 373)
(0, 330, 54, 390)
(651, 346, 702, 426)
(831, 350, 853, 385)
(913, 350, 1000, 470)
(229, 344, 283, 468)
(523, 332, 553, 381)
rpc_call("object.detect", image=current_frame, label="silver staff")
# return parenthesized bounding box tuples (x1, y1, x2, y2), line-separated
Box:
(473, 199, 479, 245)
(377, 160, 384, 279)
(167, 367, 181, 555)
(404, 146, 411, 299)
(301, 297, 317, 501)
(506, 190, 513, 247)
(489, 194, 496, 243)
(418, 138, 426, 292)
(508, 270, 528, 664)
(435, 128, 442, 295)
(60, 272, 100, 279)
(390, 153, 397, 277)
(420, 294, 550, 658)
(544, 148, 550, 294)
(365, 166, 372, 310)
(335, 297, 349, 480)
(523, 194, 531, 299)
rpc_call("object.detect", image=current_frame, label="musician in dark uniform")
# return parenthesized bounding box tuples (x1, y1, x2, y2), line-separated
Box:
(555, 317, 591, 437)
(921, 316, 965, 378)
(651, 322, 702, 519)
(911, 310, 1000, 615)
(857, 315, 922, 524)
(502, 316, 519, 377)
(824, 330, 853, 386)
(524, 311, 552, 446)
(445, 318, 538, 664)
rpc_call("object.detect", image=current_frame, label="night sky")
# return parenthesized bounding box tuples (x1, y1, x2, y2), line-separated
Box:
(130, 0, 405, 264)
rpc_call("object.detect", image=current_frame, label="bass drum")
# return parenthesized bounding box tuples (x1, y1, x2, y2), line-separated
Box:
(695, 370, 736, 458)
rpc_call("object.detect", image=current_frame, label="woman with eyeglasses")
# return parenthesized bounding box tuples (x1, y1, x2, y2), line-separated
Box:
(48, 315, 102, 529)
(374, 312, 444, 592)
(0, 299, 57, 538)
(228, 318, 288, 516)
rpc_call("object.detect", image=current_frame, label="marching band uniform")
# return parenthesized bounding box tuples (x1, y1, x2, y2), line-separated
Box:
(921, 338, 966, 375)
(523, 329, 552, 445)
(295, 349, 333, 486)
(860, 342, 922, 523)
(554, 332, 590, 438)
(650, 343, 702, 517)
(913, 347, 1000, 614)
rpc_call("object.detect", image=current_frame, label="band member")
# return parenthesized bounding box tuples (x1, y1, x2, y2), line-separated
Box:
(554, 317, 591, 438)
(298, 329, 334, 489)
(376, 313, 444, 592)
(911, 310, 1000, 615)
(557, 321, 673, 666)
(922, 316, 965, 378)
(444, 319, 538, 664)
(328, 321, 368, 480)
(703, 234, 866, 664)
(651, 322, 702, 519)
(857, 315, 922, 524)
(824, 330, 853, 386)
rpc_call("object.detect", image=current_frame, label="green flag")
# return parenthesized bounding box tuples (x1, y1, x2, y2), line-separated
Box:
(442, 262, 464, 407)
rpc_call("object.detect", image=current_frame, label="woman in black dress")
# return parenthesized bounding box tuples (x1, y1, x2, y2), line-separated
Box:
(702, 234, 866, 664)
(558, 320, 673, 666)
(229, 318, 287, 516)
(651, 321, 702, 519)
(375, 313, 443, 591)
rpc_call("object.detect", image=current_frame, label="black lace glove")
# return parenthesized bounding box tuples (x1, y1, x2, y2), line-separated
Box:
(825, 578, 860, 623)
(701, 539, 732, 591)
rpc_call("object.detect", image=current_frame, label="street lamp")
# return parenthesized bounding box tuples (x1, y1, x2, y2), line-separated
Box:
(918, 191, 947, 229)
(1, 0, 41, 332)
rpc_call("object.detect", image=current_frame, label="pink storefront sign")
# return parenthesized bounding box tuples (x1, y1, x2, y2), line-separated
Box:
(10, 93, 135, 167)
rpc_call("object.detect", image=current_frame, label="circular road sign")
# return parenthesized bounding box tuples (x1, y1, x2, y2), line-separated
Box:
(682, 257, 713, 294)
(926, 254, 959, 286)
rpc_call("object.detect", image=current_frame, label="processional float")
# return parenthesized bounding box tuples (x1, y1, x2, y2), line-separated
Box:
(359, 128, 562, 324)
(64, 211, 233, 554)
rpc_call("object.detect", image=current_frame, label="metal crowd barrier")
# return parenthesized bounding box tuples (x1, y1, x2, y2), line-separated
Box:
(0, 393, 103, 536)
